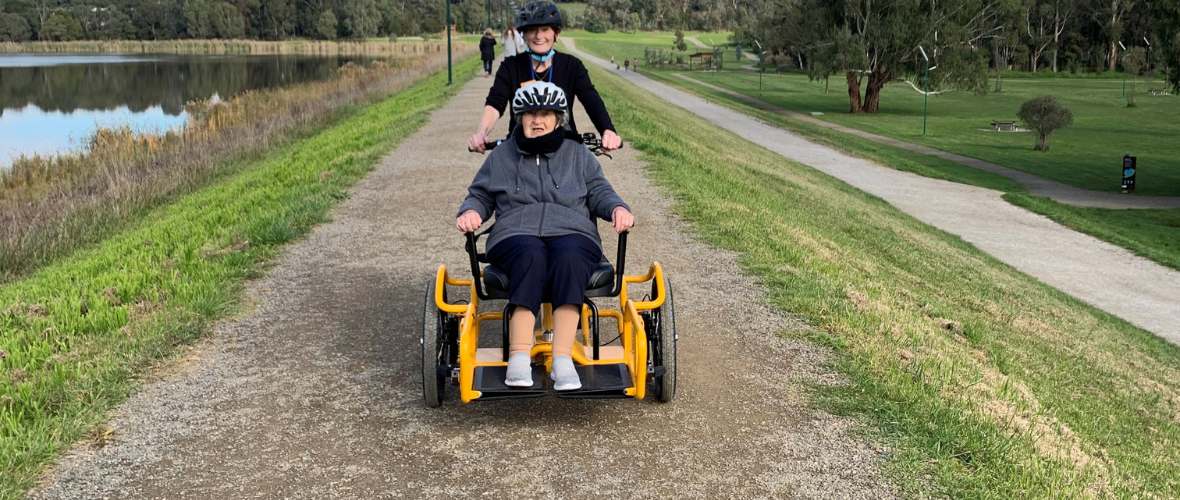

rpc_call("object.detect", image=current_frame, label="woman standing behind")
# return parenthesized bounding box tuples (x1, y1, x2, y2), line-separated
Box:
(468, 0, 622, 153)
(502, 25, 525, 58)
(479, 29, 497, 77)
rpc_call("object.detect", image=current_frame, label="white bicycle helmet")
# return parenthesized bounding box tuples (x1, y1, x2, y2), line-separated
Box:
(512, 82, 568, 124)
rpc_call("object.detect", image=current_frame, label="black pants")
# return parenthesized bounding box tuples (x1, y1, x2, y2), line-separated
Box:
(487, 234, 600, 314)
(482, 58, 493, 74)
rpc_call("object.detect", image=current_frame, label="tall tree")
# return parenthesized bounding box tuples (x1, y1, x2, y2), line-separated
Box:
(1151, 0, 1180, 91)
(0, 12, 32, 41)
(255, 0, 295, 39)
(339, 0, 380, 38)
(790, 0, 1002, 113)
(1046, 0, 1074, 72)
(1093, 0, 1137, 71)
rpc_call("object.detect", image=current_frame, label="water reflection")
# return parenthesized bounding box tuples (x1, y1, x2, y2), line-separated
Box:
(0, 53, 369, 166)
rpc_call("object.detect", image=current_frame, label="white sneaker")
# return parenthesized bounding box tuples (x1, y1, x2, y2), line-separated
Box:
(550, 356, 582, 391)
(504, 352, 533, 387)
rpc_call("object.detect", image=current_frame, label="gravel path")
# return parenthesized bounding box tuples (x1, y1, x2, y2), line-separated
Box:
(564, 38, 1180, 344)
(671, 73, 1180, 209)
(31, 68, 893, 498)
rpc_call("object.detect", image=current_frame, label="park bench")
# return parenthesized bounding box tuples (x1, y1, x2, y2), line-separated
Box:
(991, 120, 1018, 132)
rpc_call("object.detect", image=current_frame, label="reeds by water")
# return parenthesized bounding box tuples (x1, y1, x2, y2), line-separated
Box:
(0, 44, 475, 281)
(0, 38, 446, 57)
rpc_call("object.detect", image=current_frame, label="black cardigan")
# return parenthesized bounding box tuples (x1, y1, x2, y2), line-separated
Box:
(485, 52, 615, 137)
(479, 36, 496, 60)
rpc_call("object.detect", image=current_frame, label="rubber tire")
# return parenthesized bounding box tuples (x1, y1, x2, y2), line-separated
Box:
(421, 280, 445, 408)
(656, 278, 677, 402)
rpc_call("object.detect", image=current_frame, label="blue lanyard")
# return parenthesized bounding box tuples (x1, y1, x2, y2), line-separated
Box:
(529, 59, 555, 83)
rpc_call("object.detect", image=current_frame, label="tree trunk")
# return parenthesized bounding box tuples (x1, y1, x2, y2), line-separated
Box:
(861, 71, 887, 113)
(846, 71, 863, 113)
(1052, 48, 1059, 72)
(1109, 41, 1118, 72)
(1036, 133, 1049, 151)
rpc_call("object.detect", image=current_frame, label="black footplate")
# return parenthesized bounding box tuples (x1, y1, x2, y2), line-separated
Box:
(556, 363, 632, 399)
(473, 365, 547, 400)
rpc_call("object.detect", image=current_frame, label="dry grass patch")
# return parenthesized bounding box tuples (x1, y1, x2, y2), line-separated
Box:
(0, 45, 475, 282)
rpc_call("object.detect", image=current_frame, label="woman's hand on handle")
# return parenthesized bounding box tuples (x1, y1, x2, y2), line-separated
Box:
(467, 131, 489, 153)
(456, 210, 483, 233)
(602, 130, 623, 151)
(469, 106, 502, 153)
(611, 206, 634, 234)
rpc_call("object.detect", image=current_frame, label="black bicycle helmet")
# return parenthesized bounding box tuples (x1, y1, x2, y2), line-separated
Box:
(512, 82, 568, 115)
(516, 0, 563, 31)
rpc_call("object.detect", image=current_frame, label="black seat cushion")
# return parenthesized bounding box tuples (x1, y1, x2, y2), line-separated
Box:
(483, 260, 615, 300)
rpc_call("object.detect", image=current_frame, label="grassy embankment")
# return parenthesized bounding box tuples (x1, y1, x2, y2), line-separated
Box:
(569, 30, 1180, 272)
(590, 63, 1180, 497)
(1, 43, 470, 283)
(0, 54, 479, 499)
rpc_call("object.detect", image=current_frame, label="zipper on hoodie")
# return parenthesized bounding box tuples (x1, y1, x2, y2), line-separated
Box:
(536, 155, 547, 236)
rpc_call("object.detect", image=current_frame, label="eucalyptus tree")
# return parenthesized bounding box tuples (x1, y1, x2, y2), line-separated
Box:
(1150, 0, 1180, 91)
(790, 0, 1002, 113)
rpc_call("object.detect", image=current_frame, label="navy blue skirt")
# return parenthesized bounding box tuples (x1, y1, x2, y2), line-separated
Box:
(486, 234, 601, 314)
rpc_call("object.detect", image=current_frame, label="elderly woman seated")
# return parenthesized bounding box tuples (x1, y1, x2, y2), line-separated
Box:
(456, 82, 634, 390)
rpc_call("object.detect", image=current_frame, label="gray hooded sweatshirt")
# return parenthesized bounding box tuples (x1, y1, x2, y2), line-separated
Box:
(457, 138, 628, 252)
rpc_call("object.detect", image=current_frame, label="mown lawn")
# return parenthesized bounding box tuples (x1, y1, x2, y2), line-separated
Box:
(688, 69, 1180, 196)
(590, 58, 1180, 497)
(565, 31, 1180, 272)
(0, 56, 478, 499)
(571, 29, 1180, 197)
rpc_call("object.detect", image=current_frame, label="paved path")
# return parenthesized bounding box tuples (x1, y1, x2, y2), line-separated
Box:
(672, 73, 1180, 209)
(684, 35, 709, 49)
(32, 66, 892, 498)
(565, 38, 1180, 345)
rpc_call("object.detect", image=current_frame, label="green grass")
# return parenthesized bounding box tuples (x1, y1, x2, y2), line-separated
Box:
(1005, 194, 1180, 270)
(565, 31, 1180, 272)
(566, 29, 688, 63)
(644, 70, 1026, 193)
(657, 69, 1180, 272)
(0, 56, 479, 499)
(684, 70, 1180, 197)
(576, 30, 1180, 198)
(691, 31, 733, 46)
(590, 61, 1180, 497)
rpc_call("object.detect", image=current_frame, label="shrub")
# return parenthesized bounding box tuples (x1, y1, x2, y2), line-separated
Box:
(316, 10, 338, 40)
(1017, 96, 1073, 151)
(0, 13, 31, 42)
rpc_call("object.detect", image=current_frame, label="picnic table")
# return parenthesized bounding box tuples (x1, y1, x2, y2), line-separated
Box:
(991, 120, 1018, 132)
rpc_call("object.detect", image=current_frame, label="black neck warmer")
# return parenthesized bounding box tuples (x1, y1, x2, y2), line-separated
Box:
(514, 126, 565, 155)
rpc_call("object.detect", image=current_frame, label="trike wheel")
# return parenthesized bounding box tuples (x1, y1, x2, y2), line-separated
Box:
(421, 279, 448, 407)
(653, 278, 677, 402)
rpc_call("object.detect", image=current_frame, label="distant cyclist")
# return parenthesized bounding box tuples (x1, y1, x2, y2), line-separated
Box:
(467, 0, 622, 153)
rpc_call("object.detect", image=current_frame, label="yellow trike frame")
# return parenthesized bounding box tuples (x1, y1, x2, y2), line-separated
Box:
(429, 258, 667, 403)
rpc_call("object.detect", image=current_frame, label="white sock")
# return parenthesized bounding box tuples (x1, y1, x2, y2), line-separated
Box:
(504, 352, 533, 387)
(550, 356, 581, 391)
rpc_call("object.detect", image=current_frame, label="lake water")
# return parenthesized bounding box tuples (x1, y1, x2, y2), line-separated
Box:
(0, 53, 370, 167)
